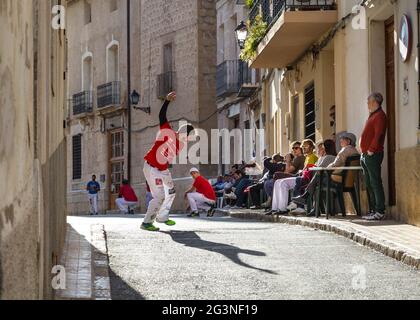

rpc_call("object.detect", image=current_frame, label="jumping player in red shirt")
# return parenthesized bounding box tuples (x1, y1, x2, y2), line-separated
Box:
(142, 92, 195, 232)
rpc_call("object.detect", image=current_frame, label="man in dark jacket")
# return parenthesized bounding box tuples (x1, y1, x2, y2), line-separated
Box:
(249, 154, 284, 209)
(360, 92, 388, 221)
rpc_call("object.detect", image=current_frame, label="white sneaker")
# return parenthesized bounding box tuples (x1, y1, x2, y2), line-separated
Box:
(363, 212, 385, 221)
(287, 203, 298, 211)
(367, 210, 376, 217)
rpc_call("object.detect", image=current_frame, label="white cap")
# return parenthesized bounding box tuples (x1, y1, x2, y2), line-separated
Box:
(189, 167, 200, 174)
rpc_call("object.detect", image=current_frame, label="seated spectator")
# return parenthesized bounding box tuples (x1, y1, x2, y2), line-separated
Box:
(288, 139, 337, 214)
(244, 159, 263, 176)
(185, 168, 216, 218)
(303, 139, 319, 167)
(116, 179, 138, 215)
(233, 159, 260, 209)
(230, 165, 239, 175)
(292, 132, 360, 215)
(224, 169, 251, 209)
(223, 171, 242, 207)
(249, 154, 284, 209)
(213, 176, 226, 192)
(273, 141, 306, 181)
(247, 172, 268, 210)
(218, 174, 233, 195)
(231, 169, 253, 209)
(269, 139, 318, 215)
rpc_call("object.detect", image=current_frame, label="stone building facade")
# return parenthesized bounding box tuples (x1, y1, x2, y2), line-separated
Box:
(0, 0, 68, 299)
(66, 0, 217, 215)
(216, 0, 262, 174)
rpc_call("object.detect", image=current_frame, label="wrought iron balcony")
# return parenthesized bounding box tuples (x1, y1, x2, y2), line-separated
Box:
(157, 72, 176, 99)
(97, 81, 121, 109)
(72, 91, 93, 116)
(249, 0, 336, 29)
(217, 60, 257, 98)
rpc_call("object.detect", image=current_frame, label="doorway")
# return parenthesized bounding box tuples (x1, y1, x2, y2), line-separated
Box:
(109, 130, 125, 210)
(384, 16, 396, 206)
(304, 82, 316, 142)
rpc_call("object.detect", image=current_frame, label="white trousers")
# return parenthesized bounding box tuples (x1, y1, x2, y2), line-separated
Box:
(143, 162, 176, 224)
(272, 178, 297, 212)
(115, 198, 137, 213)
(88, 193, 98, 214)
(187, 192, 215, 212)
(146, 192, 153, 210)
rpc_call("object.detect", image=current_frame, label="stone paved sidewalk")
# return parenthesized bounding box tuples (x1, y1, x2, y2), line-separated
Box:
(216, 208, 420, 270)
(55, 220, 111, 300)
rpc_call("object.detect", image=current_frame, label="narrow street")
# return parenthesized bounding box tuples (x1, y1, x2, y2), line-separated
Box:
(69, 214, 420, 300)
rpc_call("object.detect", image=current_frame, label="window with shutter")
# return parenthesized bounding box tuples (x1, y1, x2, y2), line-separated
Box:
(72, 135, 82, 180)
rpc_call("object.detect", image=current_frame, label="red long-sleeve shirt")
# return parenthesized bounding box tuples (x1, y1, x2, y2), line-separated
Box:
(360, 108, 388, 154)
(119, 184, 138, 202)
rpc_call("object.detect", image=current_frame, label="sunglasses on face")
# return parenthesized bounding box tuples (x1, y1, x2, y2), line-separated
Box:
(292, 147, 301, 150)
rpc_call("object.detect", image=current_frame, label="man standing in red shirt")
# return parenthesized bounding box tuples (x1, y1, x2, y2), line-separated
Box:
(116, 180, 138, 215)
(142, 92, 195, 232)
(185, 168, 217, 218)
(360, 92, 388, 221)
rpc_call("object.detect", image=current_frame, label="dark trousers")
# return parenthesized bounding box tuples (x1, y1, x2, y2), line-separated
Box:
(235, 178, 253, 207)
(306, 173, 321, 197)
(293, 176, 308, 197)
(249, 182, 265, 207)
(264, 179, 275, 198)
(361, 152, 386, 214)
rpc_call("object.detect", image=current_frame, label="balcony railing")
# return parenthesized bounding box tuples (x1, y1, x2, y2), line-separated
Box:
(72, 91, 93, 116)
(216, 60, 255, 98)
(97, 81, 121, 109)
(249, 0, 336, 29)
(157, 71, 176, 99)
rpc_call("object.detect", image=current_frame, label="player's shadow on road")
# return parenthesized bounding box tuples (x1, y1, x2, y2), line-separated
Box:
(109, 268, 146, 300)
(160, 230, 277, 275)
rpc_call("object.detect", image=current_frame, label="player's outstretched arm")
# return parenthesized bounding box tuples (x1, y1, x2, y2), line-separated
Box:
(159, 92, 176, 126)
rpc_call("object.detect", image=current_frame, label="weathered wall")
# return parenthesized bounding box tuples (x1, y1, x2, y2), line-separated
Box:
(392, 0, 420, 225)
(0, 0, 39, 299)
(395, 146, 420, 226)
(0, 0, 67, 299)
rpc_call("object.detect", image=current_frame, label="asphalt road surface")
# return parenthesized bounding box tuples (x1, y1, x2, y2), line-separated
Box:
(83, 214, 420, 300)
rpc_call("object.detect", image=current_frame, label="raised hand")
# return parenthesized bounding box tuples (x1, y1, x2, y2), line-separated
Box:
(166, 92, 177, 102)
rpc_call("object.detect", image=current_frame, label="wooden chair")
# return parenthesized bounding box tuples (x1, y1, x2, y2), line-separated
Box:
(324, 155, 362, 217)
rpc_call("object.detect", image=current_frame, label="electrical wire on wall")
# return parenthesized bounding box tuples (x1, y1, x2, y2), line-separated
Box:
(127, 96, 246, 135)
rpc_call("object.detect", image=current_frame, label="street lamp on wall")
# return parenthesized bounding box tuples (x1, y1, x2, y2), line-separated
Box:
(131, 90, 151, 114)
(235, 21, 248, 50)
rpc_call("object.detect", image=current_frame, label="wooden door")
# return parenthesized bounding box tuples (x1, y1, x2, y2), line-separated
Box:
(385, 16, 396, 206)
(109, 130, 125, 210)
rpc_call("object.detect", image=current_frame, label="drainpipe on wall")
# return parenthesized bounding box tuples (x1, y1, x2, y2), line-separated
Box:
(127, 0, 132, 182)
